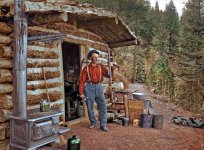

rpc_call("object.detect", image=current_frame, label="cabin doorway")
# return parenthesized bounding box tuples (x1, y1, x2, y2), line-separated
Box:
(62, 42, 83, 121)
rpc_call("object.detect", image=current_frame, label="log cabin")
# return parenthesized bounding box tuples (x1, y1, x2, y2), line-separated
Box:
(0, 0, 138, 148)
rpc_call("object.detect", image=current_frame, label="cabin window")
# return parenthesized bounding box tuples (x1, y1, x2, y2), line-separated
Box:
(62, 42, 83, 121)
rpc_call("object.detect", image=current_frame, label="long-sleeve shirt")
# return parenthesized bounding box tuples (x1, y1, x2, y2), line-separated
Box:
(79, 64, 113, 95)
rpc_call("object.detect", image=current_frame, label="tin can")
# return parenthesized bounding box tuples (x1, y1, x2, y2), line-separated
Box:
(40, 99, 50, 112)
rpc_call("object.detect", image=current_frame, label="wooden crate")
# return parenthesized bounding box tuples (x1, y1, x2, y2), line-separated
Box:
(128, 99, 144, 111)
(128, 100, 144, 124)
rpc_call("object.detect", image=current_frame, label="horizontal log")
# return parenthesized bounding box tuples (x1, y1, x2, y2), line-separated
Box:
(27, 87, 61, 95)
(27, 67, 60, 74)
(0, 46, 13, 58)
(0, 68, 61, 83)
(27, 58, 60, 68)
(0, 34, 13, 44)
(28, 26, 59, 38)
(0, 69, 12, 83)
(0, 58, 60, 69)
(0, 58, 12, 69)
(27, 71, 60, 81)
(28, 44, 59, 52)
(27, 50, 59, 59)
(0, 47, 59, 59)
(0, 22, 13, 34)
(0, 109, 11, 123)
(27, 90, 62, 105)
(0, 0, 13, 6)
(0, 84, 12, 94)
(29, 12, 68, 25)
(27, 81, 61, 90)
(0, 94, 13, 109)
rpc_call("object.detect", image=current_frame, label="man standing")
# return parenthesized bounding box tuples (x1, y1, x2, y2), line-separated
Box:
(79, 50, 113, 132)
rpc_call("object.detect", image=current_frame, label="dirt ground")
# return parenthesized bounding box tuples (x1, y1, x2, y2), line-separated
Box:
(61, 83, 204, 150)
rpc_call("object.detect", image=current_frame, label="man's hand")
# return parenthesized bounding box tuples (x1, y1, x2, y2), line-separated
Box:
(110, 61, 117, 67)
(79, 94, 85, 98)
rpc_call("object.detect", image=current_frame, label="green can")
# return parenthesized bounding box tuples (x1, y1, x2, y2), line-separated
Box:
(40, 99, 50, 112)
(67, 135, 80, 150)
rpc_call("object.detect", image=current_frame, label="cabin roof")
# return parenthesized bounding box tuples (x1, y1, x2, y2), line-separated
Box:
(1, 0, 138, 48)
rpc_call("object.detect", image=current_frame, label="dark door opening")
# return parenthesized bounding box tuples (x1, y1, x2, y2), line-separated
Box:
(62, 42, 83, 121)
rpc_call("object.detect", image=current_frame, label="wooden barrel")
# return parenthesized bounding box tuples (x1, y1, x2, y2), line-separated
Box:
(139, 114, 153, 128)
(153, 115, 164, 129)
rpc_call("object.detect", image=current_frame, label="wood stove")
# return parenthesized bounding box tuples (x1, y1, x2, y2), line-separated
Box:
(10, 109, 68, 150)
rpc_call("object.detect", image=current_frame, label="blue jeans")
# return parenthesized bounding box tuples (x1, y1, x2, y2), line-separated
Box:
(84, 83, 107, 127)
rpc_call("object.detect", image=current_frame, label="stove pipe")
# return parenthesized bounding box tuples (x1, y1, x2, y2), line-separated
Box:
(13, 0, 27, 118)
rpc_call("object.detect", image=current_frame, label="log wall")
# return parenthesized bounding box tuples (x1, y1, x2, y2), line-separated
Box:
(0, 24, 65, 143)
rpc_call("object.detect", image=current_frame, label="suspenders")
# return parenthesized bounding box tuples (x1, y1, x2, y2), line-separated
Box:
(86, 64, 102, 83)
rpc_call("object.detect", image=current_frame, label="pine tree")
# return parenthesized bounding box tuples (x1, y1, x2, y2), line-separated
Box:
(175, 0, 204, 112)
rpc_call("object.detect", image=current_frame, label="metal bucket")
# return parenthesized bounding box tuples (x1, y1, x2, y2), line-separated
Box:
(140, 114, 153, 128)
(132, 93, 145, 100)
(153, 115, 164, 129)
(122, 117, 129, 126)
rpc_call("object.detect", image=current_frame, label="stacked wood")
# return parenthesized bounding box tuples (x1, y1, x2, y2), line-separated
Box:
(0, 84, 13, 94)
(0, 22, 13, 34)
(0, 122, 9, 140)
(0, 46, 13, 58)
(0, 34, 13, 45)
(0, 94, 12, 109)
(0, 69, 12, 83)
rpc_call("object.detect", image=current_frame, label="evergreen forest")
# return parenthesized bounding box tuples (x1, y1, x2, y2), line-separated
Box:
(78, 0, 204, 113)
